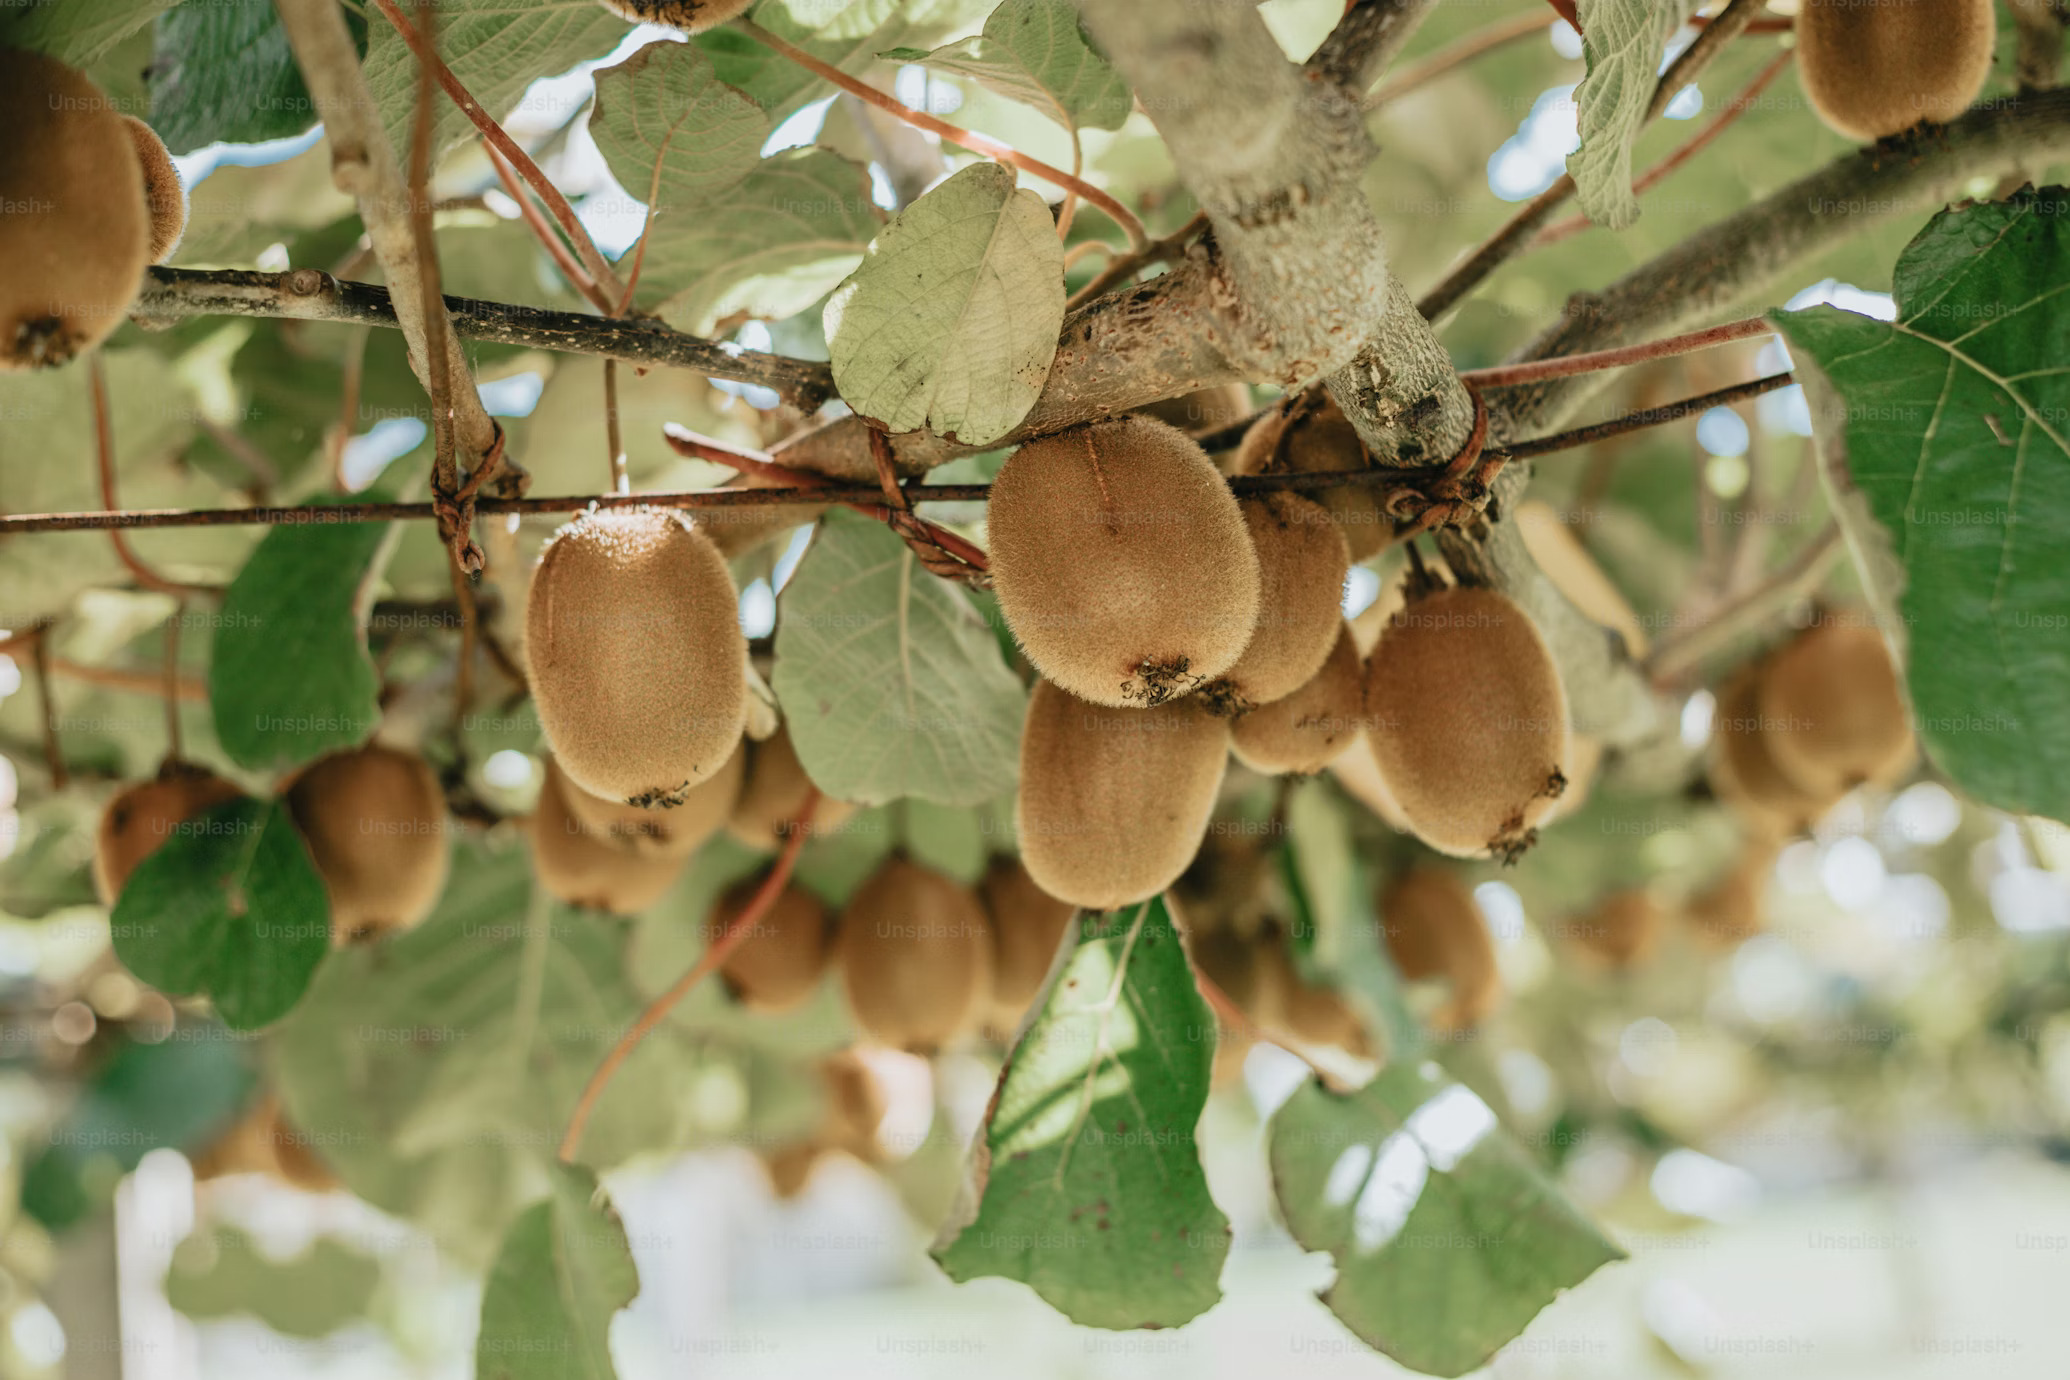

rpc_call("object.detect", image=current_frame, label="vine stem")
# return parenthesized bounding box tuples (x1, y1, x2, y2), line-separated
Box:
(89, 353, 208, 598)
(558, 790, 820, 1164)
(484, 143, 612, 314)
(1064, 210, 1205, 311)
(1460, 316, 1772, 388)
(734, 17, 1149, 251)
(1646, 521, 1846, 681)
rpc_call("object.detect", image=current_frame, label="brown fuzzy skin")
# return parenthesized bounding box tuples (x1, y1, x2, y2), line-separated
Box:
(1362, 585, 1571, 860)
(725, 727, 855, 849)
(836, 858, 989, 1052)
(285, 745, 450, 942)
(715, 876, 831, 1012)
(557, 741, 742, 857)
(1205, 492, 1349, 713)
(1513, 501, 1648, 657)
(1685, 841, 1778, 948)
(1709, 665, 1839, 835)
(1252, 936, 1366, 1051)
(1758, 620, 1915, 797)
(120, 116, 185, 264)
(1797, 0, 1995, 141)
(1232, 398, 1391, 560)
(0, 48, 150, 370)
(1231, 621, 1365, 775)
(1136, 384, 1253, 437)
(93, 766, 243, 904)
(1016, 677, 1231, 910)
(1565, 889, 1662, 968)
(988, 417, 1261, 707)
(594, 0, 754, 33)
(980, 857, 1078, 1018)
(1379, 866, 1500, 1030)
(526, 507, 747, 807)
(529, 754, 688, 914)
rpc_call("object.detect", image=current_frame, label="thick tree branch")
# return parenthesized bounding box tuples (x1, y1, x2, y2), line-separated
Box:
(1306, 0, 1440, 92)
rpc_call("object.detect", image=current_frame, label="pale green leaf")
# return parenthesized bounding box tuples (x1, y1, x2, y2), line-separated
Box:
(476, 1161, 639, 1380)
(887, 0, 1130, 133)
(695, 0, 992, 119)
(0, 0, 177, 65)
(770, 510, 1025, 806)
(1565, 0, 1691, 230)
(588, 39, 768, 208)
(148, 0, 325, 153)
(824, 160, 1064, 444)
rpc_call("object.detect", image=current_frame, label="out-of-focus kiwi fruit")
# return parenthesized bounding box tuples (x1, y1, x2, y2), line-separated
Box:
(726, 726, 856, 849)
(1685, 840, 1778, 948)
(1231, 621, 1365, 775)
(1253, 935, 1366, 1052)
(93, 765, 243, 903)
(1188, 925, 1262, 1014)
(837, 858, 989, 1051)
(1231, 396, 1391, 560)
(715, 874, 831, 1012)
(1362, 584, 1571, 860)
(558, 741, 742, 857)
(1757, 619, 1915, 798)
(980, 858, 1077, 1022)
(1564, 889, 1663, 968)
(1204, 492, 1349, 713)
(0, 47, 151, 370)
(987, 416, 1261, 707)
(1380, 866, 1501, 1031)
(1136, 384, 1253, 437)
(757, 1051, 887, 1198)
(1016, 677, 1230, 910)
(191, 1097, 339, 1192)
(530, 755, 687, 914)
(526, 507, 747, 807)
(1709, 663, 1840, 836)
(1795, 0, 1994, 141)
(120, 116, 185, 264)
(1513, 500, 1649, 658)
(285, 745, 449, 942)
(594, 0, 755, 31)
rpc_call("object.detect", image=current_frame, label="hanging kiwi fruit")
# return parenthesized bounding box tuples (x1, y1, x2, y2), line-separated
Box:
(284, 744, 450, 943)
(1563, 889, 1663, 969)
(1380, 866, 1501, 1031)
(980, 857, 1078, 1024)
(836, 858, 990, 1052)
(1203, 492, 1350, 715)
(715, 874, 832, 1013)
(1230, 621, 1366, 776)
(1795, 0, 1995, 142)
(1231, 395, 1392, 560)
(119, 116, 186, 265)
(1757, 618, 1915, 798)
(727, 726, 855, 849)
(556, 738, 743, 857)
(987, 416, 1262, 707)
(530, 756, 688, 914)
(1685, 839, 1779, 948)
(93, 764, 243, 904)
(1709, 662, 1842, 836)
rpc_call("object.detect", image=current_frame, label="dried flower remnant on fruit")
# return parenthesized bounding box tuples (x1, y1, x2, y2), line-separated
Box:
(593, 0, 755, 32)
(558, 741, 743, 857)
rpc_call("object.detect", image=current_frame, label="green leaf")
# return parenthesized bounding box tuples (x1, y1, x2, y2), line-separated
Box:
(1771, 188, 2070, 825)
(627, 146, 884, 335)
(167, 1229, 382, 1339)
(476, 1161, 640, 1380)
(825, 160, 1065, 444)
(932, 896, 1231, 1329)
(695, 0, 991, 120)
(0, 0, 178, 65)
(209, 515, 390, 771)
(771, 510, 1026, 806)
(1565, 0, 1691, 230)
(589, 39, 769, 208)
(111, 797, 331, 1030)
(888, 0, 1130, 133)
(1268, 1062, 1625, 1376)
(148, 0, 341, 153)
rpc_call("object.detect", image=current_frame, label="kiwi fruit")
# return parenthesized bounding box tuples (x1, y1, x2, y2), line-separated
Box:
(120, 116, 185, 264)
(559, 738, 742, 857)
(1253, 935, 1366, 1052)
(1231, 396, 1391, 560)
(726, 726, 855, 849)
(1564, 889, 1662, 968)
(1758, 620, 1915, 798)
(284, 745, 449, 942)
(594, 0, 755, 31)
(526, 506, 747, 807)
(1136, 384, 1252, 437)
(987, 416, 1262, 707)
(1513, 501, 1648, 658)
(1685, 841, 1778, 948)
(715, 874, 831, 1013)
(759, 1052, 887, 1197)
(980, 857, 1077, 1021)
(1796, 0, 1994, 141)
(1231, 621, 1365, 775)
(837, 858, 990, 1051)
(190, 1097, 336, 1191)
(1327, 731, 1417, 832)
(1709, 663, 1839, 835)
(93, 764, 242, 903)
(0, 48, 151, 370)
(1204, 493, 1349, 713)
(530, 756, 688, 914)
(1016, 677, 1231, 911)
(1362, 583, 1571, 860)
(1380, 866, 1500, 1031)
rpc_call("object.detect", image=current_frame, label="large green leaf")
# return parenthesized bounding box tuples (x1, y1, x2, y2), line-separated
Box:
(1268, 1062, 1625, 1376)
(695, 0, 990, 119)
(771, 510, 1025, 806)
(208, 515, 389, 771)
(1565, 0, 1690, 230)
(933, 896, 1231, 1329)
(1772, 188, 2070, 825)
(111, 797, 331, 1030)
(825, 160, 1064, 444)
(0, 0, 177, 64)
(476, 1162, 639, 1380)
(883, 0, 1130, 133)
(148, 0, 344, 153)
(589, 39, 768, 208)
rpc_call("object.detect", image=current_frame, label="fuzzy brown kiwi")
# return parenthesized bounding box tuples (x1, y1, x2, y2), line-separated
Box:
(1252, 935, 1366, 1051)
(1203, 492, 1349, 714)
(837, 858, 990, 1051)
(715, 875, 831, 1012)
(0, 48, 151, 370)
(988, 416, 1261, 707)
(1327, 730, 1416, 832)
(1796, 0, 1994, 142)
(1232, 397, 1391, 560)
(93, 764, 242, 903)
(1513, 500, 1648, 658)
(726, 726, 856, 849)
(593, 0, 754, 31)
(527, 506, 747, 807)
(1380, 866, 1500, 1031)
(530, 756, 688, 914)
(1016, 677, 1231, 911)
(980, 857, 1077, 1020)
(559, 737, 743, 857)
(1231, 621, 1365, 775)
(1137, 384, 1253, 437)
(1685, 840, 1778, 948)
(1564, 889, 1662, 969)
(1362, 583, 1571, 860)
(119, 117, 185, 264)
(1757, 620, 1915, 798)
(284, 745, 449, 942)
(1709, 663, 1839, 835)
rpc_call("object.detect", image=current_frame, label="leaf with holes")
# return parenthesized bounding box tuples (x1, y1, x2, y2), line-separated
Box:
(883, 0, 1131, 134)
(476, 1161, 640, 1380)
(1269, 1062, 1625, 1377)
(1772, 189, 2070, 825)
(1565, 0, 1694, 230)
(771, 510, 1024, 806)
(932, 896, 1230, 1329)
(824, 160, 1064, 445)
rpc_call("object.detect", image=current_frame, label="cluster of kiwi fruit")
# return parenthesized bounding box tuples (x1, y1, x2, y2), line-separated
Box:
(1795, 0, 1995, 142)
(0, 47, 186, 371)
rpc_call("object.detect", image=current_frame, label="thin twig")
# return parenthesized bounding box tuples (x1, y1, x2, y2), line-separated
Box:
(1500, 371, 1793, 459)
(1462, 317, 1772, 388)
(28, 626, 66, 791)
(1064, 210, 1206, 311)
(603, 360, 629, 496)
(1365, 11, 1558, 110)
(89, 353, 209, 598)
(1646, 521, 1845, 681)
(50, 657, 208, 702)
(485, 142, 610, 313)
(405, 0, 460, 512)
